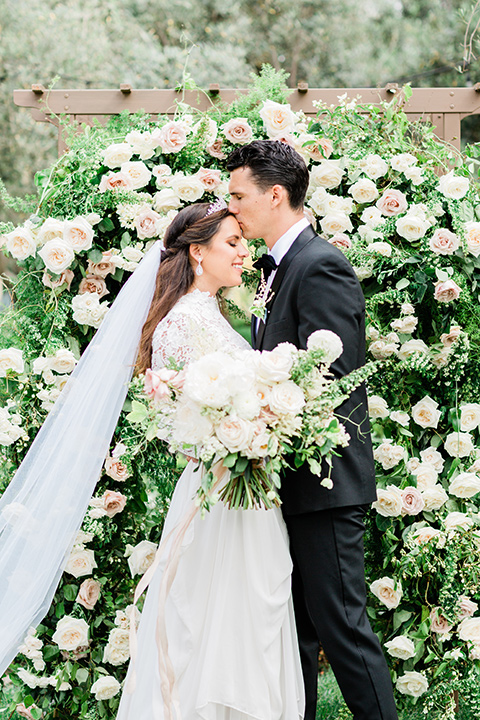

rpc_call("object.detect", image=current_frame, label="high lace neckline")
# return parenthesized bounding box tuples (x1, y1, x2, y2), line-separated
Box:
(183, 288, 217, 302)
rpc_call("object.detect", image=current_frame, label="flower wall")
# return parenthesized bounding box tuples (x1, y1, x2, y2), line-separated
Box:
(1, 71, 480, 718)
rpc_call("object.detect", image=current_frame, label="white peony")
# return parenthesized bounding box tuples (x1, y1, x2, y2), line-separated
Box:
(5, 227, 37, 260)
(449, 472, 480, 498)
(52, 616, 89, 651)
(306, 329, 343, 364)
(0, 348, 24, 376)
(384, 635, 415, 659)
(126, 539, 158, 577)
(183, 352, 232, 408)
(370, 576, 402, 608)
(396, 671, 428, 697)
(172, 400, 213, 446)
(91, 675, 121, 700)
(460, 403, 480, 432)
(444, 432, 475, 458)
(372, 485, 403, 517)
(437, 170, 469, 200)
(38, 238, 75, 273)
(368, 395, 389, 419)
(411, 396, 441, 429)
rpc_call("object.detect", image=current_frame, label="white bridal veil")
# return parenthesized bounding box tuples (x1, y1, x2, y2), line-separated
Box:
(0, 240, 163, 677)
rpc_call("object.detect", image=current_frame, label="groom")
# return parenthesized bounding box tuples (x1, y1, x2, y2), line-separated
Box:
(227, 140, 398, 720)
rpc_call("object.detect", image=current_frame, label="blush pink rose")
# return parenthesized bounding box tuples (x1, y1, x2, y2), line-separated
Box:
(157, 121, 189, 154)
(376, 189, 408, 216)
(195, 167, 222, 191)
(87, 251, 116, 278)
(434, 279, 461, 303)
(144, 367, 180, 401)
(328, 233, 352, 250)
(430, 608, 453, 634)
(401, 486, 425, 515)
(315, 137, 334, 160)
(206, 139, 227, 160)
(221, 118, 253, 145)
(104, 456, 129, 482)
(102, 490, 127, 518)
(440, 325, 462, 346)
(42, 269, 75, 290)
(429, 228, 460, 255)
(79, 275, 109, 298)
(458, 596, 478, 620)
(76, 578, 101, 610)
(134, 208, 162, 239)
(99, 171, 134, 193)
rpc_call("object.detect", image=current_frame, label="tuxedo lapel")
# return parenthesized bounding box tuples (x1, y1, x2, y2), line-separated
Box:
(255, 225, 317, 349)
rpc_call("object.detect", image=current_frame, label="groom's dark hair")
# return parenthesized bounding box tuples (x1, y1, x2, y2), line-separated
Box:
(226, 140, 309, 211)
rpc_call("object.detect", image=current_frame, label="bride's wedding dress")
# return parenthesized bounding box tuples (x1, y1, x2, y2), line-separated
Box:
(116, 289, 304, 720)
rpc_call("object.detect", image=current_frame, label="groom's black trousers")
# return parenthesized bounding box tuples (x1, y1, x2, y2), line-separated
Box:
(284, 505, 398, 720)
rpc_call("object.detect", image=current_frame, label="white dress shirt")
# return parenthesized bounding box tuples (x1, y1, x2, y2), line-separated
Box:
(256, 217, 310, 332)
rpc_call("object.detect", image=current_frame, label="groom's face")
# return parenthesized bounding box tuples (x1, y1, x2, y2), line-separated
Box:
(228, 167, 272, 241)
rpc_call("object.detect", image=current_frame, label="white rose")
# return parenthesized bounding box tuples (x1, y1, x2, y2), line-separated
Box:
(464, 221, 480, 257)
(153, 188, 182, 212)
(444, 511, 474, 531)
(63, 218, 94, 252)
(396, 214, 430, 241)
(320, 212, 353, 235)
(354, 266, 373, 281)
(372, 485, 403, 517)
(367, 241, 392, 257)
(122, 246, 144, 263)
(460, 403, 480, 432)
(384, 635, 415, 659)
(390, 316, 418, 334)
(406, 457, 421, 474)
(429, 228, 460, 256)
(444, 432, 475, 458)
(348, 178, 379, 204)
(37, 218, 65, 246)
(397, 339, 429, 360)
(370, 576, 402, 608)
(90, 675, 121, 700)
(49, 349, 77, 374)
(422, 484, 449, 510)
(458, 617, 480, 644)
(120, 161, 151, 189)
(449, 472, 480, 498)
(412, 462, 438, 490)
(368, 395, 389, 419)
(102, 142, 134, 169)
(390, 153, 417, 172)
(5, 227, 37, 260)
(404, 166, 425, 185)
(360, 206, 384, 228)
(359, 154, 388, 180)
(420, 447, 444, 472)
(216, 415, 253, 453)
(390, 410, 410, 427)
(368, 340, 398, 360)
(255, 348, 293, 384)
(307, 329, 343, 364)
(310, 160, 344, 190)
(259, 100, 296, 137)
(125, 129, 158, 160)
(411, 396, 441, 429)
(38, 238, 74, 273)
(396, 671, 428, 697)
(0, 348, 24, 376)
(72, 293, 109, 329)
(103, 628, 130, 665)
(374, 442, 405, 470)
(52, 616, 89, 651)
(170, 174, 205, 202)
(127, 539, 158, 577)
(64, 547, 97, 578)
(413, 526, 443, 544)
(437, 170, 469, 200)
(268, 381, 305, 416)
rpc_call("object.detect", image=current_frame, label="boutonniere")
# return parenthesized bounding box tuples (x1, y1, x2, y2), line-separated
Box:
(249, 271, 275, 320)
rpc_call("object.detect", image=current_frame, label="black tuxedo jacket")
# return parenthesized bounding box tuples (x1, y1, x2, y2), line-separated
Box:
(253, 225, 377, 515)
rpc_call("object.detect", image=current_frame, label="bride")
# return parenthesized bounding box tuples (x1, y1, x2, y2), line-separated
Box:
(116, 202, 304, 719)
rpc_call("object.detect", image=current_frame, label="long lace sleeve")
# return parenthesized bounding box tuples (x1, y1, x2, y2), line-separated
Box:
(151, 290, 250, 370)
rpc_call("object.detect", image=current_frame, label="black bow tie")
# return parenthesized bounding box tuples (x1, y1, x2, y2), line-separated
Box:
(253, 254, 277, 281)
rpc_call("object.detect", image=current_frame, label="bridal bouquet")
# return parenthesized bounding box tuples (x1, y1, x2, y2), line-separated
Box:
(128, 330, 375, 511)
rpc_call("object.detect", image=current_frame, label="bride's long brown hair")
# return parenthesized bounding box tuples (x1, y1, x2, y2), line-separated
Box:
(136, 203, 232, 374)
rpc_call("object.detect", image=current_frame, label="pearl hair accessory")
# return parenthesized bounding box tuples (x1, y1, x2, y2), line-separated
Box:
(205, 197, 228, 216)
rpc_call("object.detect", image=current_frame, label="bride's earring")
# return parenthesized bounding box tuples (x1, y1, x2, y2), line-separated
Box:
(195, 257, 203, 276)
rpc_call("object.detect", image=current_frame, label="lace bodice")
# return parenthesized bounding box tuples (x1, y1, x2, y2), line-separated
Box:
(151, 289, 250, 369)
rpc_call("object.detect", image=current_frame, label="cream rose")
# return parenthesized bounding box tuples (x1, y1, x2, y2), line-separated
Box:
(401, 486, 425, 515)
(348, 178, 379, 204)
(127, 539, 158, 577)
(87, 251, 116, 278)
(384, 635, 415, 659)
(396, 671, 428, 697)
(134, 208, 162, 239)
(63, 218, 94, 252)
(90, 676, 121, 700)
(396, 213, 430, 241)
(458, 617, 480, 644)
(256, 348, 294, 382)
(390, 153, 417, 172)
(359, 154, 388, 179)
(49, 349, 77, 374)
(458, 596, 478, 620)
(156, 120, 189, 154)
(125, 129, 158, 159)
(310, 160, 344, 190)
(5, 227, 37, 260)
(444, 511, 474, 531)
(368, 340, 398, 360)
(374, 442, 405, 470)
(259, 100, 296, 137)
(376, 189, 408, 216)
(120, 161, 151, 189)
(153, 188, 182, 212)
(72, 293, 109, 329)
(320, 212, 353, 235)
(64, 547, 97, 578)
(221, 118, 253, 145)
(370, 576, 402, 609)
(372, 485, 403, 517)
(101, 490, 127, 518)
(429, 228, 460, 255)
(434, 279, 461, 303)
(79, 275, 109, 298)
(437, 170, 469, 200)
(328, 233, 352, 250)
(440, 325, 462, 347)
(102, 143, 134, 169)
(449, 472, 480, 498)
(460, 403, 480, 432)
(464, 221, 480, 257)
(390, 315, 418, 334)
(419, 447, 444, 472)
(397, 339, 429, 360)
(268, 381, 305, 416)
(195, 167, 222, 191)
(105, 456, 129, 482)
(444, 432, 474, 458)
(413, 526, 443, 544)
(0, 348, 24, 376)
(390, 410, 410, 427)
(76, 579, 101, 610)
(52, 616, 89, 651)
(38, 238, 75, 273)
(170, 174, 205, 202)
(368, 395, 389, 419)
(360, 206, 384, 228)
(103, 627, 130, 665)
(367, 241, 392, 257)
(306, 329, 343, 364)
(412, 462, 438, 490)
(37, 218, 65, 246)
(411, 396, 441, 429)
